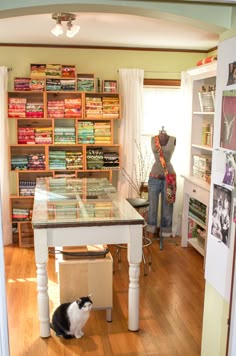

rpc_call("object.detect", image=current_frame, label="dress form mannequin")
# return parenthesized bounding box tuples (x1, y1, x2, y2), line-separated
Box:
(158, 127, 169, 146)
(147, 127, 176, 248)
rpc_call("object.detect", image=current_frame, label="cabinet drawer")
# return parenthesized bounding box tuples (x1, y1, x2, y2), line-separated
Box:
(183, 179, 209, 205)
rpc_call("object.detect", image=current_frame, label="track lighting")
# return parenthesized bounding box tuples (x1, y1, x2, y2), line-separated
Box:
(51, 13, 80, 38)
(66, 21, 80, 38)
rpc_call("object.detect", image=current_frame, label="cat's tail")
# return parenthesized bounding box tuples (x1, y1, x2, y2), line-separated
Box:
(50, 322, 63, 338)
(50, 322, 74, 339)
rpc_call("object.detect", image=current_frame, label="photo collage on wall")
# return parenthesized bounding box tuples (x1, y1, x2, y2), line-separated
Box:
(211, 184, 232, 247)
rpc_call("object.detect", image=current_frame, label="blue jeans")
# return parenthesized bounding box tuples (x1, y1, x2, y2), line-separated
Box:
(147, 177, 173, 234)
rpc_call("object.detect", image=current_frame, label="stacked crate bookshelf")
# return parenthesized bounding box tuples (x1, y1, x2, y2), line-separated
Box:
(8, 64, 121, 247)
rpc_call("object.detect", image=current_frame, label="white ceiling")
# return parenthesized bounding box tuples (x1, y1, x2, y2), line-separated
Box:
(0, 11, 221, 51)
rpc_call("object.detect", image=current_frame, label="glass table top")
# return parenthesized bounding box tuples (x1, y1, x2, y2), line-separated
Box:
(32, 177, 144, 228)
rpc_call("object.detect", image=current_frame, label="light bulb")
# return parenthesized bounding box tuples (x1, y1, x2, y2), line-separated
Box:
(51, 22, 63, 37)
(66, 23, 80, 38)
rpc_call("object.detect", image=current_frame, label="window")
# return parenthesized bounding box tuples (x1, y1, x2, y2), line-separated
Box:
(142, 86, 182, 145)
(141, 85, 185, 174)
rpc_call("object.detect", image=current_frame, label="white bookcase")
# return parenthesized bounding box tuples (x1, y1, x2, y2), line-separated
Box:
(181, 61, 217, 259)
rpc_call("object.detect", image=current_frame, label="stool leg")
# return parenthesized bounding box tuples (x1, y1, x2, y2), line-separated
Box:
(147, 247, 152, 266)
(114, 247, 122, 263)
(106, 309, 112, 322)
(142, 250, 148, 276)
(159, 236, 163, 250)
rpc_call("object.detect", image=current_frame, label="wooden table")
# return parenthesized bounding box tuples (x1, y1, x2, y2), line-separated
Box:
(32, 177, 144, 338)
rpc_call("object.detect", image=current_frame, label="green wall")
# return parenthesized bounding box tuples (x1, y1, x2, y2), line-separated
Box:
(0, 46, 207, 88)
(201, 282, 229, 356)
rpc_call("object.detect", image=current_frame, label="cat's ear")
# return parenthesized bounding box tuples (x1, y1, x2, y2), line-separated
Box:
(76, 299, 82, 305)
(88, 293, 92, 297)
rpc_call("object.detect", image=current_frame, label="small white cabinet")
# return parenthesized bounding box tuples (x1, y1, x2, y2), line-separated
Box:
(181, 62, 217, 259)
(181, 175, 210, 256)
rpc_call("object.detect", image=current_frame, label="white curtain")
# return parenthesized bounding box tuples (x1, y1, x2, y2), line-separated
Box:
(118, 68, 144, 198)
(0, 183, 10, 356)
(0, 67, 11, 245)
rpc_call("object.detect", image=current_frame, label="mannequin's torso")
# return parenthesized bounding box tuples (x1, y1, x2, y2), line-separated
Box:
(149, 135, 176, 177)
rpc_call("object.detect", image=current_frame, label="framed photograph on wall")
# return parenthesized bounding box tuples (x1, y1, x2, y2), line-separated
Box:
(211, 184, 232, 247)
(227, 61, 236, 86)
(222, 151, 236, 187)
(220, 90, 236, 150)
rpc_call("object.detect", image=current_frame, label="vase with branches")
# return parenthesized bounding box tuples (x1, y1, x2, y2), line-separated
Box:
(122, 141, 153, 197)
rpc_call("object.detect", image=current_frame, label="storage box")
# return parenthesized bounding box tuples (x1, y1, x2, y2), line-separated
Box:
(193, 166, 211, 183)
(193, 154, 212, 170)
(58, 246, 113, 310)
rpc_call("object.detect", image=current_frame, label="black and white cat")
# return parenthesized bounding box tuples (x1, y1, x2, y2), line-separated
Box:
(50, 295, 93, 339)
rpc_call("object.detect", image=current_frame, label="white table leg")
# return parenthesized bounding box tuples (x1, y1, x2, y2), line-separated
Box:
(128, 262, 140, 331)
(36, 263, 50, 338)
(34, 229, 50, 338)
(127, 225, 142, 331)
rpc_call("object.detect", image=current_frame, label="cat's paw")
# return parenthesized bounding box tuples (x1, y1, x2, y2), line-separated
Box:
(75, 334, 82, 339)
(74, 331, 84, 338)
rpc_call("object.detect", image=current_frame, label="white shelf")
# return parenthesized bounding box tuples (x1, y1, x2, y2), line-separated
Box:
(193, 111, 214, 115)
(188, 214, 206, 229)
(192, 143, 213, 151)
(188, 238, 204, 256)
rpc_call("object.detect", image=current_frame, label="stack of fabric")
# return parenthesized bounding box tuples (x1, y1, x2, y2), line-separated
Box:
(54, 127, 76, 144)
(94, 122, 111, 144)
(85, 96, 103, 119)
(26, 101, 44, 118)
(14, 78, 30, 91)
(61, 65, 76, 78)
(66, 151, 83, 170)
(12, 208, 30, 221)
(86, 148, 104, 169)
(46, 78, 61, 91)
(64, 98, 82, 118)
(78, 121, 94, 143)
(17, 127, 35, 144)
(19, 180, 36, 196)
(102, 96, 119, 119)
(61, 79, 76, 91)
(103, 152, 119, 169)
(8, 98, 27, 118)
(49, 150, 66, 170)
(29, 79, 45, 91)
(34, 127, 53, 144)
(27, 153, 46, 170)
(45, 64, 61, 77)
(11, 156, 28, 170)
(47, 100, 65, 118)
(77, 78, 94, 92)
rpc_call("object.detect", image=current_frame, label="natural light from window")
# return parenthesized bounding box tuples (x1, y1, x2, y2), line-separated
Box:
(142, 85, 190, 236)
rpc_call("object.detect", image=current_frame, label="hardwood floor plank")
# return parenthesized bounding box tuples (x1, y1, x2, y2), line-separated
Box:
(4, 237, 204, 355)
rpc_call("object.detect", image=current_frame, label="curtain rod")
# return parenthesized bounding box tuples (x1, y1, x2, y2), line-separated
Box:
(117, 70, 180, 74)
(144, 70, 180, 74)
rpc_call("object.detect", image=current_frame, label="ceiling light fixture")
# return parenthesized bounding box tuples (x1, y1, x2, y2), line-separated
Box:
(51, 13, 80, 38)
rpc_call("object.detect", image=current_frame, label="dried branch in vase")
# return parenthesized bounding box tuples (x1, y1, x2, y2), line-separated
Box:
(122, 141, 153, 197)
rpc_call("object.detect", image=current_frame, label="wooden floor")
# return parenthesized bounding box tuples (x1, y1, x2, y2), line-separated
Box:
(4, 237, 205, 356)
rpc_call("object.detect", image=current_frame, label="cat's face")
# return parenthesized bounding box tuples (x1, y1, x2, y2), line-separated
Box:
(76, 296, 93, 312)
